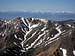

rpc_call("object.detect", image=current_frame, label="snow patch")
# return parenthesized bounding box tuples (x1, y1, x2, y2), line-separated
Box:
(60, 48, 67, 56)
(21, 28, 26, 33)
(2, 34, 5, 37)
(72, 26, 74, 28)
(14, 34, 18, 39)
(40, 19, 48, 23)
(21, 50, 26, 52)
(67, 24, 71, 27)
(34, 39, 43, 47)
(13, 42, 17, 45)
(32, 18, 34, 21)
(18, 38, 22, 41)
(41, 26, 46, 31)
(30, 24, 39, 29)
(21, 17, 28, 26)
(55, 23, 58, 26)
(73, 50, 75, 55)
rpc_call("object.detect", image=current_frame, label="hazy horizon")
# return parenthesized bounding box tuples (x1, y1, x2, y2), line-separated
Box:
(0, 0, 75, 13)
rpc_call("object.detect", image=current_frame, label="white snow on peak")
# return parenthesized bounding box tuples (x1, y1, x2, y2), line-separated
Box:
(4, 20, 7, 22)
(21, 17, 28, 26)
(29, 24, 39, 29)
(26, 19, 32, 29)
(32, 18, 34, 21)
(60, 48, 67, 56)
(40, 19, 48, 23)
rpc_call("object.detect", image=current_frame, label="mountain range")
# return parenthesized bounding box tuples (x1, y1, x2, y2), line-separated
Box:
(0, 17, 75, 56)
(0, 12, 75, 21)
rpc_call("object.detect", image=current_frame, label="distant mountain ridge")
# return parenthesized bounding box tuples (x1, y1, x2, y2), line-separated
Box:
(0, 12, 75, 21)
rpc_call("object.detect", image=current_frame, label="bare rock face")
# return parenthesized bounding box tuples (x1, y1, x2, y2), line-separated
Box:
(0, 17, 75, 56)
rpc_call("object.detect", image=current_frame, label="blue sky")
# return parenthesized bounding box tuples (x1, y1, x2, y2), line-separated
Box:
(0, 0, 75, 12)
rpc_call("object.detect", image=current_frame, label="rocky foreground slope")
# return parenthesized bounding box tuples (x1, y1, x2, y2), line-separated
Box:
(0, 17, 75, 56)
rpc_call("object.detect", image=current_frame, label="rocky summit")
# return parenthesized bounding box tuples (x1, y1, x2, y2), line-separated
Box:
(0, 17, 75, 56)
